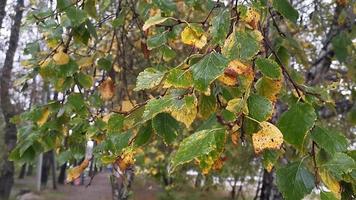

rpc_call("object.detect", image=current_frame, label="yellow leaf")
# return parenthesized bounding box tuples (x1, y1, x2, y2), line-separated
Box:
(252, 122, 283, 154)
(66, 159, 90, 183)
(181, 26, 207, 49)
(37, 108, 50, 127)
(53, 51, 70, 65)
(99, 78, 115, 101)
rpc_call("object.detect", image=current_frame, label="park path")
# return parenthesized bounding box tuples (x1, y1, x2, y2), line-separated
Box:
(14, 172, 161, 200)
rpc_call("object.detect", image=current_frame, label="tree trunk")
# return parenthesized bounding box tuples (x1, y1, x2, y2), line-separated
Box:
(26, 164, 33, 176)
(18, 164, 26, 179)
(41, 151, 52, 187)
(307, 3, 353, 85)
(111, 165, 134, 200)
(50, 151, 57, 189)
(260, 170, 273, 200)
(58, 163, 66, 184)
(0, 0, 24, 199)
(0, 0, 7, 29)
(259, 170, 282, 200)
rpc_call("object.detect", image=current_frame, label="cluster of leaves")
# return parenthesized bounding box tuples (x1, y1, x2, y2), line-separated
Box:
(11, 0, 355, 199)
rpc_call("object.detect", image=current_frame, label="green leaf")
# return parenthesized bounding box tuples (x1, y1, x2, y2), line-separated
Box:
(143, 96, 174, 121)
(110, 131, 132, 154)
(67, 93, 85, 110)
(190, 52, 228, 94)
(210, 9, 230, 45)
(143, 14, 169, 31)
(311, 126, 348, 155)
(164, 68, 193, 88)
(321, 152, 356, 180)
(320, 191, 338, 200)
(255, 58, 282, 80)
(170, 128, 226, 171)
(147, 31, 168, 50)
(134, 121, 153, 147)
(198, 94, 217, 119)
(222, 30, 260, 61)
(161, 45, 176, 61)
(277, 102, 316, 149)
(272, 0, 299, 23)
(152, 0, 177, 13)
(108, 113, 125, 133)
(247, 94, 273, 122)
(152, 113, 180, 144)
(84, 0, 97, 18)
(59, 60, 79, 77)
(134, 68, 166, 91)
(332, 32, 351, 63)
(276, 161, 315, 200)
(76, 72, 93, 88)
(66, 7, 88, 27)
(97, 57, 112, 71)
(262, 149, 280, 172)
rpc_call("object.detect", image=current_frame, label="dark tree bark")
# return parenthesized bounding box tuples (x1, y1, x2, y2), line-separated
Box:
(58, 162, 67, 184)
(50, 151, 57, 189)
(259, 170, 273, 200)
(26, 164, 33, 176)
(41, 151, 52, 186)
(18, 164, 26, 179)
(0, 0, 7, 29)
(0, 0, 24, 199)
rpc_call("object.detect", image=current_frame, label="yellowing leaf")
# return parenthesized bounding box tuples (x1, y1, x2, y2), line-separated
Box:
(226, 98, 248, 114)
(252, 122, 283, 154)
(21, 60, 33, 68)
(170, 96, 197, 128)
(46, 38, 59, 48)
(243, 8, 260, 29)
(121, 100, 135, 112)
(37, 108, 50, 127)
(218, 59, 253, 86)
(66, 159, 90, 183)
(255, 77, 283, 102)
(143, 15, 169, 31)
(181, 25, 207, 49)
(77, 56, 93, 68)
(319, 168, 341, 198)
(40, 59, 51, 68)
(231, 131, 239, 145)
(99, 78, 115, 101)
(116, 149, 135, 171)
(53, 51, 70, 65)
(170, 103, 197, 128)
